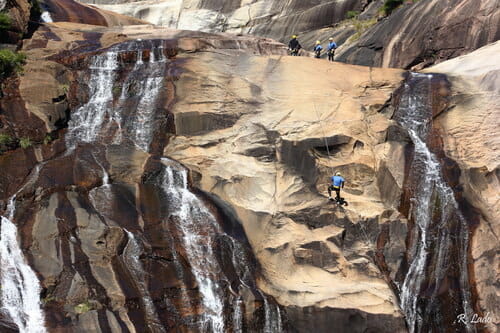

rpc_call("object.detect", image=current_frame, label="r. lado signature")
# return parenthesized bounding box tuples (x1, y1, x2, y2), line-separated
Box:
(456, 312, 493, 324)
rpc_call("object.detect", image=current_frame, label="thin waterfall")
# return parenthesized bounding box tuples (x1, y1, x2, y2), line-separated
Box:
(0, 217, 46, 333)
(123, 230, 165, 333)
(396, 73, 475, 333)
(232, 296, 244, 333)
(159, 158, 283, 332)
(160, 158, 225, 332)
(262, 291, 282, 333)
(0, 164, 46, 333)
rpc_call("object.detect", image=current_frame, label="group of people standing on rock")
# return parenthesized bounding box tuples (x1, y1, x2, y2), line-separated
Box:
(288, 35, 337, 61)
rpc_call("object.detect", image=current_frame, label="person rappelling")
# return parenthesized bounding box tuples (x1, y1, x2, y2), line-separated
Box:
(327, 38, 337, 62)
(328, 172, 346, 204)
(313, 40, 323, 58)
(288, 35, 302, 56)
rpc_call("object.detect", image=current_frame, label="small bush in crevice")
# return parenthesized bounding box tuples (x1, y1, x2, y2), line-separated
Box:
(0, 133, 15, 145)
(19, 137, 32, 149)
(351, 18, 378, 42)
(0, 49, 26, 80)
(0, 12, 11, 32)
(381, 0, 404, 16)
(346, 10, 359, 19)
(74, 301, 93, 314)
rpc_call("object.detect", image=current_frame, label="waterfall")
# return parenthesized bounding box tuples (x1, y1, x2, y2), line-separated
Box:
(67, 52, 119, 146)
(61, 41, 283, 331)
(396, 73, 475, 333)
(123, 230, 165, 332)
(0, 163, 46, 333)
(232, 297, 244, 333)
(67, 42, 165, 152)
(0, 217, 46, 333)
(159, 158, 284, 332)
(160, 158, 225, 332)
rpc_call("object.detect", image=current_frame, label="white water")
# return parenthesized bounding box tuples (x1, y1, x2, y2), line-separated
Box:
(398, 74, 474, 333)
(131, 76, 163, 151)
(124, 230, 165, 332)
(67, 45, 165, 152)
(232, 297, 243, 333)
(261, 291, 282, 333)
(67, 52, 118, 147)
(0, 163, 46, 332)
(161, 158, 225, 332)
(0, 217, 46, 333)
(40, 11, 53, 23)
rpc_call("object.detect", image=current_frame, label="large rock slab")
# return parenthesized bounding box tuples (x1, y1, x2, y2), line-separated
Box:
(164, 52, 407, 330)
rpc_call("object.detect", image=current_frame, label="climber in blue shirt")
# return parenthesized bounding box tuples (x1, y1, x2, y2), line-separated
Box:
(313, 40, 323, 58)
(328, 171, 345, 202)
(327, 38, 337, 62)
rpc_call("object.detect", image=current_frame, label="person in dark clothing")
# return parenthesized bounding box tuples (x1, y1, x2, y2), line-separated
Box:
(327, 38, 337, 62)
(288, 35, 302, 56)
(328, 171, 345, 202)
(313, 40, 323, 59)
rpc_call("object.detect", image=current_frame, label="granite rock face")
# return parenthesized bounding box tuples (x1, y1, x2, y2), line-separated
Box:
(0, 0, 499, 331)
(85, 0, 499, 68)
(336, 0, 500, 69)
(0, 14, 409, 331)
(85, 0, 370, 44)
(164, 50, 409, 331)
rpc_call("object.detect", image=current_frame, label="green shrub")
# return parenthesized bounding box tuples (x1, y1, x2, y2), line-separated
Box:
(74, 302, 93, 314)
(0, 12, 11, 32)
(0, 133, 14, 145)
(346, 11, 359, 19)
(381, 0, 404, 16)
(43, 133, 54, 145)
(351, 18, 378, 41)
(0, 49, 26, 80)
(19, 137, 32, 149)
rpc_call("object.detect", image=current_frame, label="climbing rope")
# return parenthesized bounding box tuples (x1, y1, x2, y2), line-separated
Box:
(312, 101, 374, 252)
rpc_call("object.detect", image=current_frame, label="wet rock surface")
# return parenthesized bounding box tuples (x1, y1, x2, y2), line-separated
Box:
(424, 42, 500, 333)
(1, 22, 289, 332)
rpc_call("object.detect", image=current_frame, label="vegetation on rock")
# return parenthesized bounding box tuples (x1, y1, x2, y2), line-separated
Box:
(74, 302, 93, 314)
(0, 11, 11, 32)
(19, 137, 32, 149)
(0, 49, 26, 80)
(346, 10, 359, 19)
(381, 0, 404, 16)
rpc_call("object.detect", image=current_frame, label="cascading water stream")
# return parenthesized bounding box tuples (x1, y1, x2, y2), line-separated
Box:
(396, 73, 475, 333)
(159, 158, 283, 332)
(123, 230, 165, 332)
(67, 52, 119, 147)
(0, 217, 46, 333)
(161, 158, 226, 331)
(67, 42, 165, 152)
(0, 164, 46, 333)
(57, 41, 283, 331)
